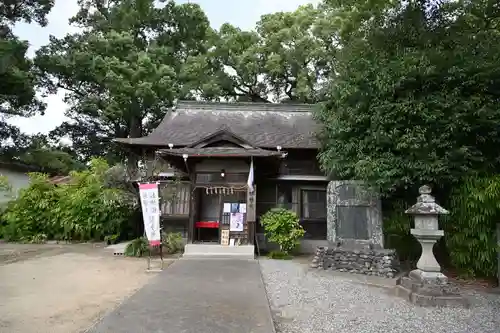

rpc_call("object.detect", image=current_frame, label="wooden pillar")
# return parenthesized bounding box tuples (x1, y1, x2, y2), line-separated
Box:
(247, 185, 257, 245)
(143, 149, 157, 180)
(187, 182, 196, 243)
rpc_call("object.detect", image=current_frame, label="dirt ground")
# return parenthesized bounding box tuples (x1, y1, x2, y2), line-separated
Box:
(0, 242, 163, 333)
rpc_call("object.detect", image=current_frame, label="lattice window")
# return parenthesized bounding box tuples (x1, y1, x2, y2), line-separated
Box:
(159, 182, 190, 216)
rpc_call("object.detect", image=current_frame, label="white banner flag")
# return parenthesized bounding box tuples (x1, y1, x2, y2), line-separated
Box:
(139, 183, 161, 246)
(247, 157, 254, 192)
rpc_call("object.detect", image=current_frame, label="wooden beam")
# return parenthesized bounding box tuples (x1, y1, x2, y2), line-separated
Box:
(187, 181, 196, 243)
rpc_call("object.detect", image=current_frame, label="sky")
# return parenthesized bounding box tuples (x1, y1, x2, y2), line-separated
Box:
(9, 0, 320, 136)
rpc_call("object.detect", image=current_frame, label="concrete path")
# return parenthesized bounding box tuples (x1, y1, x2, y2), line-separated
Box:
(87, 259, 275, 333)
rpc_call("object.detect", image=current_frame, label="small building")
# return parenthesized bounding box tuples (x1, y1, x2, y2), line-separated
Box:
(0, 161, 38, 204)
(114, 101, 329, 253)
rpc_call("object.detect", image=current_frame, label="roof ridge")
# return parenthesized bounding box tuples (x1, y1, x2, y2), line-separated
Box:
(175, 100, 316, 112)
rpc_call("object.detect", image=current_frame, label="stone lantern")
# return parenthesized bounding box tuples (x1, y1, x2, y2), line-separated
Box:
(405, 185, 448, 282)
(395, 185, 467, 307)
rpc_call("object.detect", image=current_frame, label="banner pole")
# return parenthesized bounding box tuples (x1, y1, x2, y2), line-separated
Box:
(139, 181, 161, 272)
(159, 242, 164, 269)
(148, 245, 152, 270)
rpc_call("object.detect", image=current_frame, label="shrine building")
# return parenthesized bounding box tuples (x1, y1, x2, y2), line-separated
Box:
(114, 100, 329, 255)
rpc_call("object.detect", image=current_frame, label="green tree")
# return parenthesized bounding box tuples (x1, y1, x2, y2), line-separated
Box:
(36, 0, 212, 165)
(1, 158, 135, 242)
(257, 5, 331, 103)
(15, 134, 84, 174)
(182, 4, 334, 103)
(0, 0, 54, 152)
(316, 0, 500, 195)
(260, 208, 305, 255)
(319, 0, 401, 45)
(1, 133, 83, 175)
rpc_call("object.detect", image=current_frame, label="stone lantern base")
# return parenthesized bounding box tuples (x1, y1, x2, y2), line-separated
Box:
(396, 185, 469, 308)
(395, 269, 469, 308)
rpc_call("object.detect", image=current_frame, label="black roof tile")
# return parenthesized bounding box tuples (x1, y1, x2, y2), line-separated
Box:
(114, 100, 320, 149)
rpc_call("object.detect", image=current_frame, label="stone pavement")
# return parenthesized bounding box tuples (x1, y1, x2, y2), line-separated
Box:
(87, 259, 275, 333)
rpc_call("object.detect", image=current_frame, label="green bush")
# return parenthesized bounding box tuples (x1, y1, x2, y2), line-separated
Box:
(125, 237, 149, 257)
(444, 175, 500, 278)
(104, 233, 120, 245)
(1, 173, 60, 241)
(383, 200, 421, 264)
(0, 158, 135, 242)
(23, 233, 48, 244)
(162, 231, 184, 254)
(260, 208, 305, 255)
(0, 175, 13, 202)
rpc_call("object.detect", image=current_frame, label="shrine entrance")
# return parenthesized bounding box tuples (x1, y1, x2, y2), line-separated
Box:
(194, 186, 248, 245)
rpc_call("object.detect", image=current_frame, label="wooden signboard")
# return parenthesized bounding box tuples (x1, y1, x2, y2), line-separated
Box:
(221, 229, 230, 246)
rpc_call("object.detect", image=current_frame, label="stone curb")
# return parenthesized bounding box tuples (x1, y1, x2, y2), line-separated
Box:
(257, 258, 279, 333)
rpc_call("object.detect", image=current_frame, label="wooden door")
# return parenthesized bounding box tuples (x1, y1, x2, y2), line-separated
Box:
(220, 191, 248, 245)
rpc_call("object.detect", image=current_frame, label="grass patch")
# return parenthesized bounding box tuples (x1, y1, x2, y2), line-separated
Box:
(267, 250, 293, 260)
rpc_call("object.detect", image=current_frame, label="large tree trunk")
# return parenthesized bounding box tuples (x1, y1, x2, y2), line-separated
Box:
(127, 113, 142, 180)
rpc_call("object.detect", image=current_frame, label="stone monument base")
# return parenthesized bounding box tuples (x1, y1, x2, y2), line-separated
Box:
(395, 269, 469, 308)
(311, 245, 399, 278)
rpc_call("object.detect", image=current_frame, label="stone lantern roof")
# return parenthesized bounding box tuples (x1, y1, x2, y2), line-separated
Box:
(405, 185, 449, 215)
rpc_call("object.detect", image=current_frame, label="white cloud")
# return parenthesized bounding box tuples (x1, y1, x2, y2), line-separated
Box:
(8, 0, 320, 136)
(10, 91, 69, 135)
(14, 0, 80, 58)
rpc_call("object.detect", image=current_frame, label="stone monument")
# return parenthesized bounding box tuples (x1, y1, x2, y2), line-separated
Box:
(395, 185, 468, 307)
(310, 180, 399, 278)
(326, 180, 383, 248)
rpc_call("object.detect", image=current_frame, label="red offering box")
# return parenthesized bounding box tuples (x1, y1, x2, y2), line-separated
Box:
(195, 221, 219, 228)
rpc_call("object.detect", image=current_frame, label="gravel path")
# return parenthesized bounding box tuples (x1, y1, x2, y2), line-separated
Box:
(259, 259, 500, 333)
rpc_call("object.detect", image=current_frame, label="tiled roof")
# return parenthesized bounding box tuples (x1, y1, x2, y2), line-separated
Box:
(114, 101, 320, 149)
(158, 147, 284, 158)
(49, 175, 73, 185)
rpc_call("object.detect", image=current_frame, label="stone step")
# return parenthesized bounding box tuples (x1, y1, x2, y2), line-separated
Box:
(105, 241, 131, 256)
(400, 276, 423, 292)
(394, 285, 412, 300)
(182, 244, 255, 260)
(395, 277, 469, 308)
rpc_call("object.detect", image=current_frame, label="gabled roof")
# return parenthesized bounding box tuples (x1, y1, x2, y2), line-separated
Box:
(114, 101, 320, 149)
(188, 125, 255, 148)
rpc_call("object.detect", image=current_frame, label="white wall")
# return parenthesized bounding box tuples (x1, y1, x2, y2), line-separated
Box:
(0, 168, 30, 204)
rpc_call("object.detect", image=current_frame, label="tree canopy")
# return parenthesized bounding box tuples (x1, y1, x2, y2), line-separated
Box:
(316, 0, 500, 195)
(0, 0, 54, 150)
(36, 0, 212, 165)
(2, 0, 499, 194)
(181, 4, 333, 103)
(0, 0, 81, 175)
(35, 1, 342, 165)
